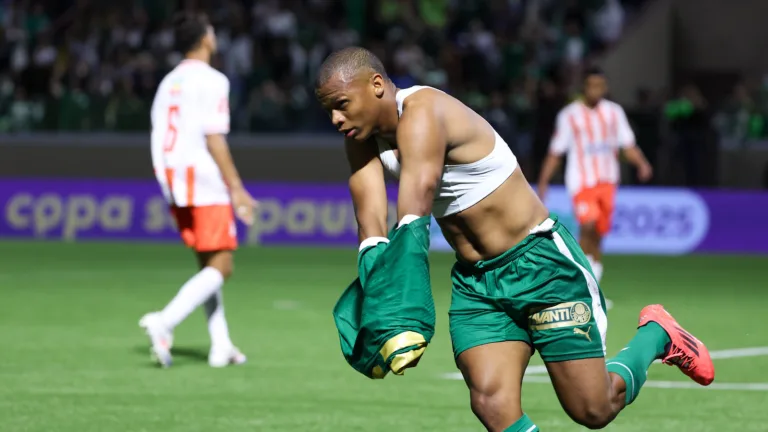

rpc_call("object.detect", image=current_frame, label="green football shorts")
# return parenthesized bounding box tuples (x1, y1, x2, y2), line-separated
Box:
(449, 216, 608, 362)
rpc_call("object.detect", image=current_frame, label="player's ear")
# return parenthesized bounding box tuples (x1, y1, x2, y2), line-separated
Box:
(372, 74, 385, 99)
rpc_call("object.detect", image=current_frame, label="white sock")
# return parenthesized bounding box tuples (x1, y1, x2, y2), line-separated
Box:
(160, 267, 224, 330)
(204, 287, 233, 349)
(586, 254, 604, 283)
(592, 261, 604, 283)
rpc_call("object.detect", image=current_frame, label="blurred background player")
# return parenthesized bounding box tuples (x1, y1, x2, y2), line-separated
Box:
(537, 67, 653, 309)
(140, 12, 257, 368)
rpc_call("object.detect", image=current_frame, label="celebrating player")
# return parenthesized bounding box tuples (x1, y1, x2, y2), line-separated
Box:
(316, 47, 713, 431)
(538, 68, 653, 308)
(140, 12, 256, 368)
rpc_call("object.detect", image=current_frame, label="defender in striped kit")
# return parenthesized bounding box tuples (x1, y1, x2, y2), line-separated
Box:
(140, 12, 257, 369)
(538, 67, 653, 306)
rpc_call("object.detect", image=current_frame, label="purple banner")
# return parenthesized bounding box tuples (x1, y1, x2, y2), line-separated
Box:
(0, 178, 397, 246)
(0, 178, 767, 254)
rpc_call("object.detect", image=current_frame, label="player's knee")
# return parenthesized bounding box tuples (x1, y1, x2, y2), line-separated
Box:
(568, 404, 614, 430)
(580, 221, 599, 238)
(217, 258, 234, 280)
(205, 251, 234, 280)
(469, 386, 519, 426)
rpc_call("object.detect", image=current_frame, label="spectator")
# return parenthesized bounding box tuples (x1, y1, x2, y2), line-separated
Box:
(0, 0, 646, 135)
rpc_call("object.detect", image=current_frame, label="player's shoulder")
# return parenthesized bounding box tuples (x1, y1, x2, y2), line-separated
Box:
(399, 86, 451, 117)
(555, 101, 580, 120)
(191, 64, 229, 89)
(206, 66, 230, 85)
(600, 98, 625, 111)
(562, 99, 584, 112)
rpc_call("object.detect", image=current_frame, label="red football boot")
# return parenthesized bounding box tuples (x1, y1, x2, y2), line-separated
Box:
(638, 304, 715, 386)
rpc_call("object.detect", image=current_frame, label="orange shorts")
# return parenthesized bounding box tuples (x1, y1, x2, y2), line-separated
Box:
(572, 183, 616, 236)
(170, 205, 238, 252)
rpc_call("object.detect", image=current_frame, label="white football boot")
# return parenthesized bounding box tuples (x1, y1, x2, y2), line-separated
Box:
(208, 345, 247, 368)
(139, 312, 174, 368)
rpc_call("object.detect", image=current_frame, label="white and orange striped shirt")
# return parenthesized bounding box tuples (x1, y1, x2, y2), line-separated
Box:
(150, 59, 231, 207)
(549, 99, 636, 195)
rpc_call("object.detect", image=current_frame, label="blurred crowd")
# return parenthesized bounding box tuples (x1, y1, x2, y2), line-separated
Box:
(0, 0, 646, 132)
(4, 0, 766, 187)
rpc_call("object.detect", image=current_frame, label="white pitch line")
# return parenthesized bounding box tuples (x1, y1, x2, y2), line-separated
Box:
(441, 346, 768, 390)
(521, 376, 768, 391)
(709, 346, 768, 359)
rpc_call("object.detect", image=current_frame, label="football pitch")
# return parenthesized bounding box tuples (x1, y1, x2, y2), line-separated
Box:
(2, 241, 767, 431)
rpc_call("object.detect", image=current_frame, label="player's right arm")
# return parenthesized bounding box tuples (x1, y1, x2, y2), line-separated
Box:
(537, 110, 571, 201)
(345, 138, 388, 243)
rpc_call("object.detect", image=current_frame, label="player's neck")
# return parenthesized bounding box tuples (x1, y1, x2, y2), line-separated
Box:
(184, 50, 211, 65)
(377, 85, 401, 136)
(377, 104, 400, 137)
(582, 98, 600, 109)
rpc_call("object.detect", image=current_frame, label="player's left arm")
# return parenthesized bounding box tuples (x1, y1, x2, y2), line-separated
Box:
(615, 106, 653, 182)
(203, 76, 258, 224)
(395, 100, 446, 221)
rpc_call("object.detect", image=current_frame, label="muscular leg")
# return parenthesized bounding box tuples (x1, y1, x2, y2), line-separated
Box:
(457, 342, 538, 432)
(544, 322, 671, 429)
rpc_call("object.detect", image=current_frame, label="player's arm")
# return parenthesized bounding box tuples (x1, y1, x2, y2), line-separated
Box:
(395, 101, 446, 220)
(203, 77, 257, 224)
(537, 111, 570, 199)
(346, 138, 389, 242)
(615, 107, 653, 182)
(206, 134, 245, 191)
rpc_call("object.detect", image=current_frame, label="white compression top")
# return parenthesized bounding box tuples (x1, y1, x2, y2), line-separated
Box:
(375, 85, 519, 218)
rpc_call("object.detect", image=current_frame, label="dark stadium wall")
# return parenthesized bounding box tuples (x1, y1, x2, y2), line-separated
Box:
(1, 134, 349, 182)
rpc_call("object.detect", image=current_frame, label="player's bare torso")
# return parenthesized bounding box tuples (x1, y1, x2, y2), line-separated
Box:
(377, 88, 549, 263)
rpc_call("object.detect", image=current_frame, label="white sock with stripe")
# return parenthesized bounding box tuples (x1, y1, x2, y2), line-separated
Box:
(203, 287, 233, 349)
(160, 267, 224, 330)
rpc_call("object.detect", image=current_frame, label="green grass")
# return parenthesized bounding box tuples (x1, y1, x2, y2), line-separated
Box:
(1, 241, 767, 431)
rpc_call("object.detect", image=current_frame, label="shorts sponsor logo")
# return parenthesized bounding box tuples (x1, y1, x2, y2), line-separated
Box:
(528, 301, 592, 331)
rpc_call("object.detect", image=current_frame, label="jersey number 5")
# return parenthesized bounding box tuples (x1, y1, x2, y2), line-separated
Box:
(163, 105, 180, 153)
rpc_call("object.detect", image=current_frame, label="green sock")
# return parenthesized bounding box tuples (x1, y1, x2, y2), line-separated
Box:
(606, 322, 671, 405)
(504, 413, 539, 432)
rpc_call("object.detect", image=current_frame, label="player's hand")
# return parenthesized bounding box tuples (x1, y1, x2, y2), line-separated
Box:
(637, 163, 653, 183)
(231, 186, 258, 226)
(537, 183, 549, 203)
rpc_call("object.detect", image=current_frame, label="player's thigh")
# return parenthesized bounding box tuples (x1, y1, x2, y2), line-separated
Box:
(573, 187, 601, 228)
(196, 250, 233, 277)
(522, 227, 615, 425)
(525, 225, 608, 363)
(450, 265, 533, 429)
(449, 267, 532, 361)
(457, 341, 532, 430)
(545, 357, 621, 428)
(595, 184, 617, 236)
(190, 205, 237, 277)
(190, 205, 238, 252)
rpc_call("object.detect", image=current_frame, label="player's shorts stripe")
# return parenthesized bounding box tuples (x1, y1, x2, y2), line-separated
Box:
(551, 231, 607, 354)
